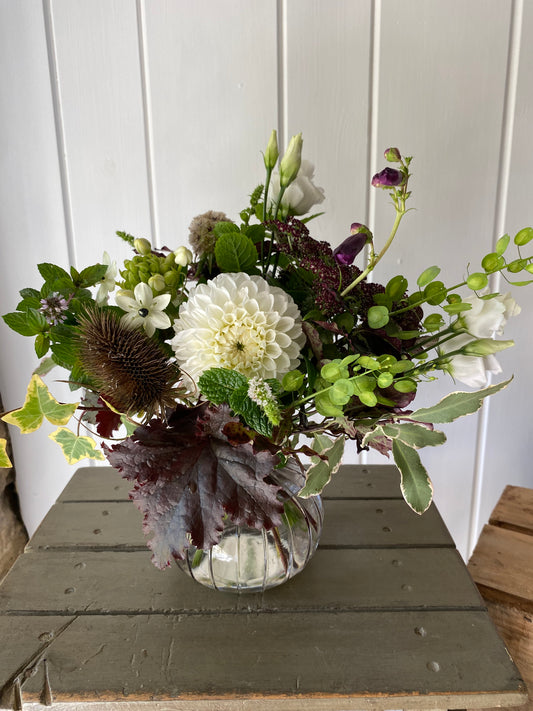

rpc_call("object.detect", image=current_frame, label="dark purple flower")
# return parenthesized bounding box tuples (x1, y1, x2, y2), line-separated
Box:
(371, 167, 404, 188)
(333, 224, 370, 265)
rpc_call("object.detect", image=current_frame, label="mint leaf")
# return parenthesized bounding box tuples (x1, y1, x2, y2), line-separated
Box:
(198, 368, 247, 404)
(229, 386, 272, 436)
(78, 264, 108, 287)
(214, 231, 258, 272)
(37, 263, 71, 284)
(2, 311, 42, 337)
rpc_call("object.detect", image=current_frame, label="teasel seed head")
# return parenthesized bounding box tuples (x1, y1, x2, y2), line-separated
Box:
(77, 308, 180, 418)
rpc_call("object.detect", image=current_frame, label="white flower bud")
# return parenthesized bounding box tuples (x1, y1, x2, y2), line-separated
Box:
(173, 246, 193, 267)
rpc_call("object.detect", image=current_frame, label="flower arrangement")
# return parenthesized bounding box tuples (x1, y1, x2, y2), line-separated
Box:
(1, 132, 531, 570)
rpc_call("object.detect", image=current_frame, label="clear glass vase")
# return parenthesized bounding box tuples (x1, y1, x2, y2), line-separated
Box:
(176, 462, 323, 593)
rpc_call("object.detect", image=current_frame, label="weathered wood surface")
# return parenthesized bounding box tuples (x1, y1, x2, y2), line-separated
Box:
(0, 464, 527, 711)
(489, 486, 533, 537)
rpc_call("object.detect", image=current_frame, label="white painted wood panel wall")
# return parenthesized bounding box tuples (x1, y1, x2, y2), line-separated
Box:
(1, 0, 531, 560)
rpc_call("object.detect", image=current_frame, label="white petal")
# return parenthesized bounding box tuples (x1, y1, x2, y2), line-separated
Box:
(134, 282, 154, 307)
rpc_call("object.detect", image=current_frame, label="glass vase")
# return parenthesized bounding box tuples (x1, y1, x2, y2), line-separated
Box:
(176, 462, 323, 593)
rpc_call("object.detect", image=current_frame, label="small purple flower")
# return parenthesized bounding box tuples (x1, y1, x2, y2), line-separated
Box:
(334, 223, 371, 266)
(384, 147, 401, 162)
(39, 292, 70, 326)
(371, 167, 404, 188)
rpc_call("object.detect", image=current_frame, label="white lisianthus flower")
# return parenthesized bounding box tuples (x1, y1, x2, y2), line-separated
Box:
(115, 282, 171, 337)
(270, 160, 325, 216)
(96, 251, 117, 304)
(171, 273, 305, 382)
(440, 293, 520, 387)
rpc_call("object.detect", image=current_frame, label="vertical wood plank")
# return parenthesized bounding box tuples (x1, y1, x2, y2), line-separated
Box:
(0, 0, 73, 536)
(481, 0, 533, 547)
(142, 0, 279, 249)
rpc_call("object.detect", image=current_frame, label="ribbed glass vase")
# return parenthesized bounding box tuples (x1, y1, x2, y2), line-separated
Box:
(176, 462, 323, 593)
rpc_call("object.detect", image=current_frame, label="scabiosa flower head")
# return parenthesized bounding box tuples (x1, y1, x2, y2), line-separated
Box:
(188, 210, 231, 256)
(372, 167, 404, 188)
(171, 273, 305, 382)
(115, 282, 171, 337)
(77, 308, 180, 417)
(39, 292, 70, 325)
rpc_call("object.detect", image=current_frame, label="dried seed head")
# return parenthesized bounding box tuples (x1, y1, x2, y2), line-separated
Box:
(77, 308, 180, 418)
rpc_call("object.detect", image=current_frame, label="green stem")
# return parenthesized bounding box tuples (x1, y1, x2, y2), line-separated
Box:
(340, 201, 406, 297)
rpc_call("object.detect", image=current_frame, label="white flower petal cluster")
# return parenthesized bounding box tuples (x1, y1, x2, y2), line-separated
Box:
(96, 251, 117, 305)
(270, 160, 325, 216)
(441, 293, 520, 387)
(171, 272, 305, 382)
(115, 282, 171, 337)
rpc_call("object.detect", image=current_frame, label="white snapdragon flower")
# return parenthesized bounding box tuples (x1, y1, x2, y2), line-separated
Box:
(270, 160, 325, 216)
(115, 282, 171, 337)
(171, 272, 305, 382)
(440, 293, 520, 387)
(96, 251, 117, 305)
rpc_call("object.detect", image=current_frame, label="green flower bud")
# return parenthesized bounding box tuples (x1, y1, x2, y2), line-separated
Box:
(463, 338, 514, 356)
(134, 237, 152, 255)
(164, 270, 180, 287)
(263, 129, 279, 170)
(384, 147, 401, 162)
(173, 246, 193, 267)
(279, 133, 303, 188)
(148, 274, 166, 292)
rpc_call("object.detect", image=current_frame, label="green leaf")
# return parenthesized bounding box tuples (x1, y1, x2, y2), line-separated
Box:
(495, 233, 510, 256)
(34, 333, 50, 358)
(299, 435, 345, 498)
(424, 281, 447, 305)
(198, 368, 248, 405)
(382, 423, 446, 448)
(394, 379, 417, 393)
(78, 263, 108, 287)
(442, 302, 473, 315)
(514, 227, 533, 246)
(481, 253, 505, 273)
(49, 427, 105, 464)
(386, 275, 408, 301)
(37, 263, 71, 284)
(2, 311, 42, 337)
(466, 273, 488, 290)
(423, 313, 445, 332)
(229, 386, 272, 437)
(213, 221, 239, 237)
(368, 305, 389, 329)
(392, 439, 433, 514)
(417, 266, 441, 288)
(0, 439, 13, 468)
(214, 231, 258, 272)
(26, 308, 47, 333)
(2, 374, 79, 433)
(33, 357, 57, 377)
(409, 377, 512, 424)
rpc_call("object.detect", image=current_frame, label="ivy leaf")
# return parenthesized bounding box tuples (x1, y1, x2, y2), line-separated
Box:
(49, 427, 105, 464)
(103, 403, 284, 568)
(409, 377, 512, 424)
(198, 368, 247, 404)
(214, 231, 258, 272)
(2, 374, 79, 433)
(299, 434, 345, 498)
(0, 439, 13, 468)
(392, 439, 433, 514)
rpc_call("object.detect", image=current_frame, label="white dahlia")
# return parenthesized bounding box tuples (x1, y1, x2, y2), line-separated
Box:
(171, 273, 305, 381)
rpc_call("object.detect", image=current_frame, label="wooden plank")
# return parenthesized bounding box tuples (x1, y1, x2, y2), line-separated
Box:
(468, 525, 533, 610)
(59, 464, 404, 504)
(484, 600, 533, 687)
(26, 498, 453, 552)
(0, 611, 525, 708)
(0, 548, 482, 615)
(489, 486, 533, 536)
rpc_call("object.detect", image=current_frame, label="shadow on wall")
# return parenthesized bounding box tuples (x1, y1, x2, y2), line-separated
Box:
(0, 394, 28, 581)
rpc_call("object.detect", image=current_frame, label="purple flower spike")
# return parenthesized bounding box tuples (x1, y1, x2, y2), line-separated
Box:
(334, 224, 370, 265)
(372, 167, 403, 188)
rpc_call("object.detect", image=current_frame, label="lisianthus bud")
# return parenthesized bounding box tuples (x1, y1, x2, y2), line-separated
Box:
(279, 133, 303, 188)
(174, 245, 193, 267)
(134, 237, 152, 255)
(384, 147, 401, 162)
(371, 167, 404, 188)
(148, 274, 166, 292)
(264, 129, 279, 171)
(463, 338, 514, 357)
(333, 224, 372, 265)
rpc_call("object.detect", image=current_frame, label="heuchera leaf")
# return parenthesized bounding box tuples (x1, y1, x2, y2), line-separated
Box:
(49, 428, 105, 464)
(2, 374, 79, 433)
(103, 403, 285, 568)
(0, 439, 13, 468)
